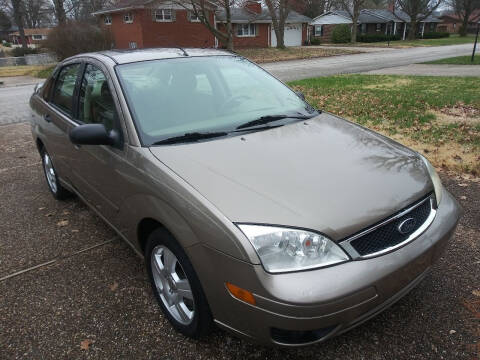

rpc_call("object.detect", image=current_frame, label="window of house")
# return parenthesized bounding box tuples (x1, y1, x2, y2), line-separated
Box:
(376, 23, 381, 32)
(32, 34, 43, 40)
(189, 11, 200, 22)
(314, 25, 323, 37)
(429, 23, 435, 31)
(129, 42, 137, 49)
(78, 64, 117, 131)
(104, 15, 112, 25)
(51, 63, 81, 116)
(124, 12, 133, 23)
(237, 23, 256, 37)
(155, 9, 173, 22)
(453, 23, 456, 29)
(361, 23, 367, 34)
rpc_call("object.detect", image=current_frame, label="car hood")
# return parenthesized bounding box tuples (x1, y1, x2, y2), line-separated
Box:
(149, 113, 432, 241)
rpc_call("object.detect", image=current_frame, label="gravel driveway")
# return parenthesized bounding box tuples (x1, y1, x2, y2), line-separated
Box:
(0, 121, 479, 359)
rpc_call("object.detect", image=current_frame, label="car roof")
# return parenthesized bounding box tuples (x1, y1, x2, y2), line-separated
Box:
(82, 48, 235, 65)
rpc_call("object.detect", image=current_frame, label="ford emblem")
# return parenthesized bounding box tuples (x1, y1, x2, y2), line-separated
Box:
(397, 218, 417, 235)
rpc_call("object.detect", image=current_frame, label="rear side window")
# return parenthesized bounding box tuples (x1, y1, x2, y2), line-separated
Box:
(51, 63, 81, 116)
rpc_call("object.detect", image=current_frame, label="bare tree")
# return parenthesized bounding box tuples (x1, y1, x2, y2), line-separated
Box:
(23, 0, 53, 27)
(175, 0, 235, 51)
(396, 0, 443, 39)
(336, 0, 368, 42)
(365, 0, 387, 8)
(300, 0, 334, 19)
(448, 0, 480, 36)
(52, 0, 66, 24)
(265, 0, 290, 49)
(0, 9, 12, 30)
(11, 0, 27, 48)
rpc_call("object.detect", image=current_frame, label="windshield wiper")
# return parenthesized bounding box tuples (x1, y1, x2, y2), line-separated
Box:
(151, 131, 228, 145)
(235, 114, 316, 130)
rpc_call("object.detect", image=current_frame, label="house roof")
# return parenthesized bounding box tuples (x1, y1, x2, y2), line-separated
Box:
(93, 0, 216, 15)
(216, 8, 311, 24)
(440, 9, 480, 23)
(11, 28, 52, 36)
(311, 9, 440, 25)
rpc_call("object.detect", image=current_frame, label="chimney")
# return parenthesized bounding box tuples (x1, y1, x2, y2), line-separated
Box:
(388, 1, 396, 12)
(244, 0, 261, 14)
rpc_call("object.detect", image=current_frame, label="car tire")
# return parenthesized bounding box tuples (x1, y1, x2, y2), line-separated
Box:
(40, 148, 72, 200)
(145, 228, 213, 338)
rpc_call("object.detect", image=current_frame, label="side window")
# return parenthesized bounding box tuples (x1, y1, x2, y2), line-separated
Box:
(78, 64, 117, 132)
(51, 63, 81, 116)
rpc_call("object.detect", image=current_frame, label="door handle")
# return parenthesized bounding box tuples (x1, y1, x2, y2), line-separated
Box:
(44, 114, 52, 123)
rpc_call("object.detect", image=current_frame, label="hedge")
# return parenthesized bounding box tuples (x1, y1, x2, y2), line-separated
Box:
(357, 33, 401, 43)
(422, 32, 450, 39)
(331, 24, 351, 43)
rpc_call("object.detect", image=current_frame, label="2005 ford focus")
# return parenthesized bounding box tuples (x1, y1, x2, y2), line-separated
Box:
(30, 48, 461, 346)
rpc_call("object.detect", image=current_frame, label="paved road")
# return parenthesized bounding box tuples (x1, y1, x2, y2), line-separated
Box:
(366, 63, 480, 77)
(0, 123, 478, 359)
(0, 83, 37, 125)
(263, 43, 478, 81)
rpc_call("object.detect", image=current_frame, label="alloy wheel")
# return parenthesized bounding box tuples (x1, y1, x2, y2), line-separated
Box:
(151, 245, 195, 325)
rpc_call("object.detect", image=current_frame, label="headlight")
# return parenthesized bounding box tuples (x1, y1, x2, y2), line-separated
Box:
(237, 224, 349, 273)
(419, 155, 443, 206)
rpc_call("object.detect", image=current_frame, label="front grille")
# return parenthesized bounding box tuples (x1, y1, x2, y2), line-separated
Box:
(345, 196, 433, 257)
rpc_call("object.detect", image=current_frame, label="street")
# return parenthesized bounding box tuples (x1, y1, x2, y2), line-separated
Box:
(264, 43, 477, 81)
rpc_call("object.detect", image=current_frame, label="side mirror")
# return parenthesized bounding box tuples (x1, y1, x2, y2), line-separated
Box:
(69, 124, 115, 146)
(296, 91, 306, 101)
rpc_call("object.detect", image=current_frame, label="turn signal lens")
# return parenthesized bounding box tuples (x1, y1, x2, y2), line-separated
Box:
(226, 282, 256, 305)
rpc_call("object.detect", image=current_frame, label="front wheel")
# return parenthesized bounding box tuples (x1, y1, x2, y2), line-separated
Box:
(40, 149, 72, 200)
(145, 228, 213, 338)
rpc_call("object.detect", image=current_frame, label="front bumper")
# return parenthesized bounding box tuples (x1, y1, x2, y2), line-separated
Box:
(186, 189, 461, 346)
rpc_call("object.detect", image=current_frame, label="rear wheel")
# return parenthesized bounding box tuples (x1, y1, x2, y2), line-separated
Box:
(40, 149, 72, 200)
(145, 228, 213, 338)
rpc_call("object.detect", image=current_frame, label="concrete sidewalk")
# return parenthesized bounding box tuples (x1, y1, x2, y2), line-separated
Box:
(364, 63, 480, 77)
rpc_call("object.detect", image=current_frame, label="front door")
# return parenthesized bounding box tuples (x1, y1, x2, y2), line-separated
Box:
(67, 61, 129, 231)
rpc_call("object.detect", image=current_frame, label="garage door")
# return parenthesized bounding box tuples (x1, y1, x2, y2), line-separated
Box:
(271, 24, 302, 47)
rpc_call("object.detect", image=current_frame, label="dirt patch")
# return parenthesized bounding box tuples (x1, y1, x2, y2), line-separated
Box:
(363, 78, 413, 89)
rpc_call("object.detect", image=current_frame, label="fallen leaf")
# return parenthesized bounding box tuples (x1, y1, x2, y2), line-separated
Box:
(109, 281, 119, 291)
(449, 329, 457, 335)
(458, 183, 468, 187)
(473, 290, 480, 297)
(80, 339, 92, 350)
(56, 220, 69, 227)
(460, 196, 467, 200)
(62, 210, 70, 215)
(38, 207, 45, 211)
(71, 229, 79, 233)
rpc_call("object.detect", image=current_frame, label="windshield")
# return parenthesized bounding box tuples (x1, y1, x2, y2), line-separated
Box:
(116, 56, 316, 145)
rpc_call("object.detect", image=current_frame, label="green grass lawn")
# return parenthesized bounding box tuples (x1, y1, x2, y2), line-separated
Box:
(423, 55, 480, 65)
(289, 75, 480, 175)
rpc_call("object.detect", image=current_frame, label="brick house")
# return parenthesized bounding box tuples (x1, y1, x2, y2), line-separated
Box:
(9, 28, 51, 48)
(216, 2, 311, 47)
(310, 8, 440, 43)
(438, 10, 480, 34)
(93, 0, 310, 49)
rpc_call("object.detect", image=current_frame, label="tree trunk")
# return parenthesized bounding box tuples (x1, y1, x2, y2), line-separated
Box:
(53, 0, 67, 25)
(351, 15, 358, 42)
(460, 10, 471, 37)
(408, 18, 417, 40)
(274, 23, 286, 49)
(11, 0, 28, 49)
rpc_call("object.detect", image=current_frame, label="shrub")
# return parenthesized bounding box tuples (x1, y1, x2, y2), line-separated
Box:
(12, 47, 38, 57)
(331, 24, 351, 43)
(44, 21, 114, 60)
(310, 37, 321, 45)
(3, 41, 11, 47)
(422, 32, 450, 39)
(357, 33, 401, 43)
